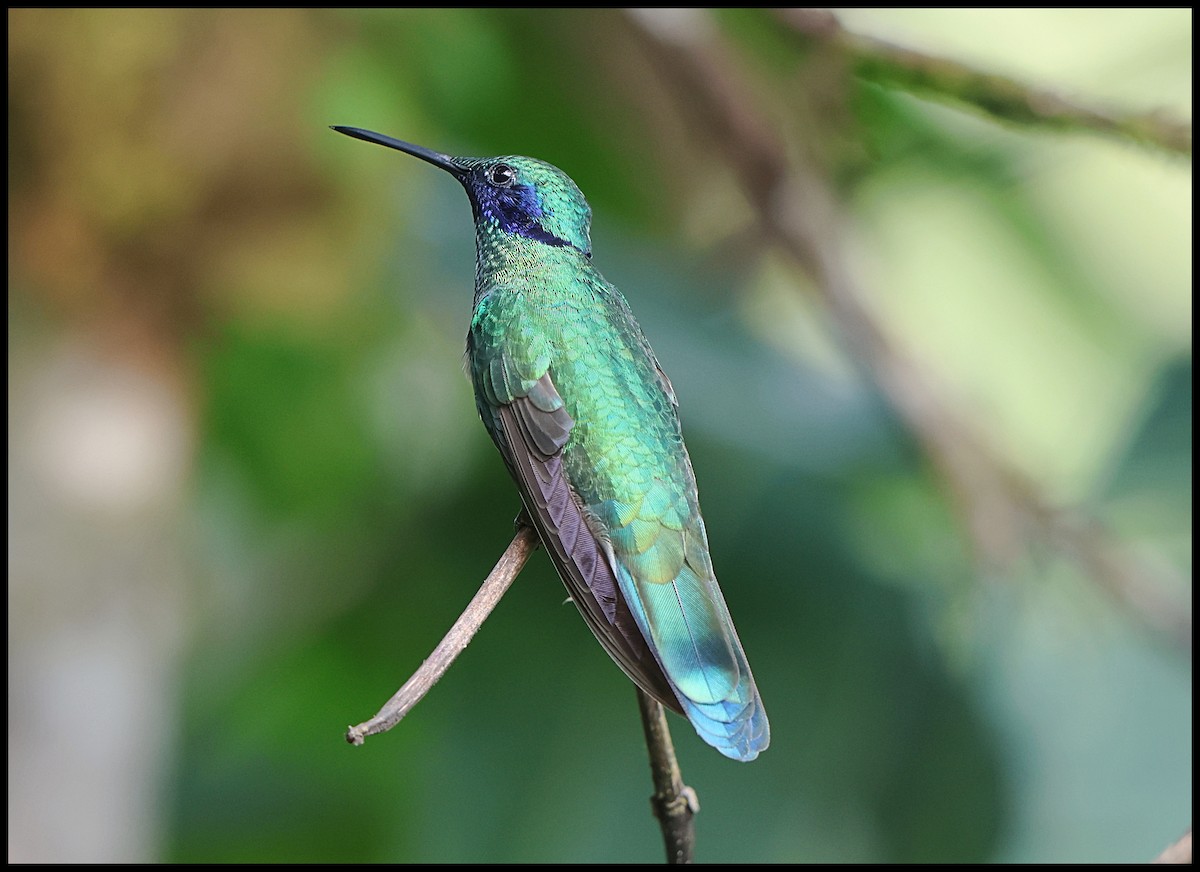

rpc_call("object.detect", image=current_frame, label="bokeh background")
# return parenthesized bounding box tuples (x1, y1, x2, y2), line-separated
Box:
(8, 8, 1191, 863)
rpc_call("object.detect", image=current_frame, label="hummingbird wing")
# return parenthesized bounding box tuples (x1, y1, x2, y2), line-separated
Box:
(471, 338, 682, 712)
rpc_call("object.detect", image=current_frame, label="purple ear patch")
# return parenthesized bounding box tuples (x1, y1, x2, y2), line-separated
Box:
(473, 181, 572, 249)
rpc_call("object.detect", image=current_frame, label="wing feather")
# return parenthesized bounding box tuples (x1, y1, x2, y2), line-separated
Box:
(492, 374, 682, 712)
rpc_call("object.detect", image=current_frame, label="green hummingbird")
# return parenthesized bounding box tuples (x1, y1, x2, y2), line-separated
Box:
(333, 126, 768, 761)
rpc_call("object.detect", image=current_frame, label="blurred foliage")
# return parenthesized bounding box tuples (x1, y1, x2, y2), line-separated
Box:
(8, 8, 1190, 863)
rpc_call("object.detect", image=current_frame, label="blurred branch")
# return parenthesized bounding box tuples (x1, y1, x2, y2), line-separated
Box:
(627, 9, 1191, 652)
(1154, 828, 1192, 864)
(636, 689, 699, 864)
(774, 8, 1192, 158)
(346, 524, 540, 745)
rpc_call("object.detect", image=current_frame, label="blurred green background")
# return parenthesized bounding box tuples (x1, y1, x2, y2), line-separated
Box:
(7, 8, 1190, 863)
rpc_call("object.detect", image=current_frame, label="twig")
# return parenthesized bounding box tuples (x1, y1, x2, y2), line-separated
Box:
(626, 8, 1190, 652)
(346, 524, 540, 745)
(345, 523, 700, 862)
(775, 9, 1192, 157)
(1154, 827, 1192, 864)
(636, 689, 699, 864)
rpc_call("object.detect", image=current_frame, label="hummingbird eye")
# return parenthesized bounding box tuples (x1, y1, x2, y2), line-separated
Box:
(487, 163, 516, 187)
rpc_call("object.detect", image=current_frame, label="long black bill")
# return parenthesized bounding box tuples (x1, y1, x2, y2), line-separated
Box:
(331, 126, 467, 178)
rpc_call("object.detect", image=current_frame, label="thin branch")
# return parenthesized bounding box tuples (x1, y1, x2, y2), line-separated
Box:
(346, 524, 540, 745)
(1154, 828, 1192, 864)
(345, 523, 699, 862)
(627, 8, 1190, 652)
(637, 689, 699, 864)
(775, 9, 1192, 157)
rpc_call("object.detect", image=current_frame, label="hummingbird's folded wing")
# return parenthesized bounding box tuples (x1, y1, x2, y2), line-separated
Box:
(488, 373, 683, 713)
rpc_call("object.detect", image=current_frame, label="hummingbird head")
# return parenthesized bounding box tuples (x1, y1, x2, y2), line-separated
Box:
(333, 126, 592, 257)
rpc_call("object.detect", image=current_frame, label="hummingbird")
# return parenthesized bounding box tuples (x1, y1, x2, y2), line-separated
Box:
(333, 126, 769, 761)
